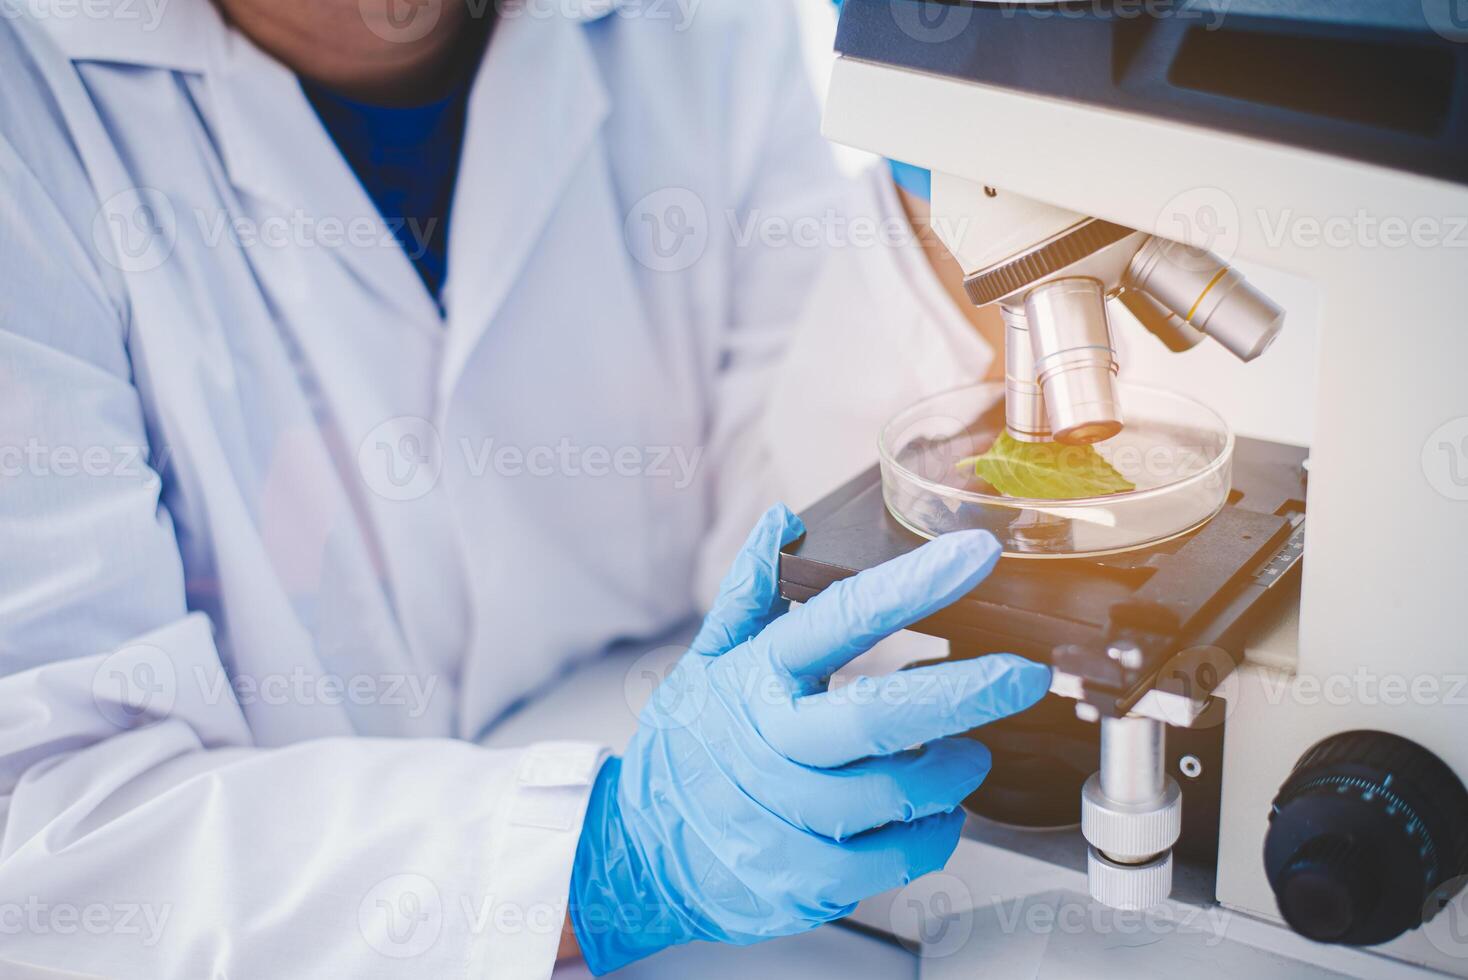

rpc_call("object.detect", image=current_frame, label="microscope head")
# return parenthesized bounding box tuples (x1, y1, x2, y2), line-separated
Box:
(929, 173, 1284, 446)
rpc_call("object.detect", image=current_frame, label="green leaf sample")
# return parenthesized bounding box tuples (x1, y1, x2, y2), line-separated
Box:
(957, 431, 1135, 500)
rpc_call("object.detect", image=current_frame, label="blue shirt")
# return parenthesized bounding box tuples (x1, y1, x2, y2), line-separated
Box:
(303, 80, 473, 304)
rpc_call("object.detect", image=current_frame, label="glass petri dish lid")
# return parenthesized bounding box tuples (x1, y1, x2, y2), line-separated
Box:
(879, 382, 1234, 558)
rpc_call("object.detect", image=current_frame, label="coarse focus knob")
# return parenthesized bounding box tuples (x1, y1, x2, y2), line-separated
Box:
(1264, 731, 1468, 946)
(1087, 847, 1172, 911)
(1081, 773, 1182, 863)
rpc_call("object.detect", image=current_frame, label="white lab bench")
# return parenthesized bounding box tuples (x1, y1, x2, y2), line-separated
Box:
(483, 638, 1441, 979)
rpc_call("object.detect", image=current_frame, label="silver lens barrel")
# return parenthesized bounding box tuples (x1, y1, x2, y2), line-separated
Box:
(1127, 238, 1284, 362)
(1117, 287, 1206, 353)
(1024, 278, 1123, 445)
(1001, 304, 1050, 443)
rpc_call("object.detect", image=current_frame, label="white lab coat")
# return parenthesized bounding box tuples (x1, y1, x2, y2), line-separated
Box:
(0, 1, 991, 976)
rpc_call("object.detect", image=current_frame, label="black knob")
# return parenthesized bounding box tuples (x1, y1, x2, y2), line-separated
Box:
(1274, 836, 1378, 942)
(1264, 731, 1468, 946)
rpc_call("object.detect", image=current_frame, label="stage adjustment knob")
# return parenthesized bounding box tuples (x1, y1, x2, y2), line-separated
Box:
(1264, 731, 1468, 946)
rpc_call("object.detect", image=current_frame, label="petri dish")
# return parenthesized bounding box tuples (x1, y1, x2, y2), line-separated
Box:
(879, 382, 1234, 558)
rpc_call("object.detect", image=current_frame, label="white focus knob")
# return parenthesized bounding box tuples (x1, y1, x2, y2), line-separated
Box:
(1081, 774, 1182, 863)
(1087, 847, 1173, 910)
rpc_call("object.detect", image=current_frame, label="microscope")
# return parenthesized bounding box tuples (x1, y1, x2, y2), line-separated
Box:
(780, 1, 1468, 973)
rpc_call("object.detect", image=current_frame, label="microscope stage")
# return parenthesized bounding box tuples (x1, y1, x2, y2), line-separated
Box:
(778, 437, 1307, 717)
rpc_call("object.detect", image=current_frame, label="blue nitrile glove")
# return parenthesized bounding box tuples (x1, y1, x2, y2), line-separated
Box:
(886, 159, 931, 200)
(830, 0, 931, 199)
(568, 504, 1051, 973)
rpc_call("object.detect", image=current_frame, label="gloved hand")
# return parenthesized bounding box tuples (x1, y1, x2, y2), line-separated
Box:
(569, 504, 1051, 973)
(887, 159, 932, 200)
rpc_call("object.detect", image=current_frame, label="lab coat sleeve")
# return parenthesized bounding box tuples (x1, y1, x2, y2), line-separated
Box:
(0, 78, 599, 980)
(692, 3, 996, 607)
